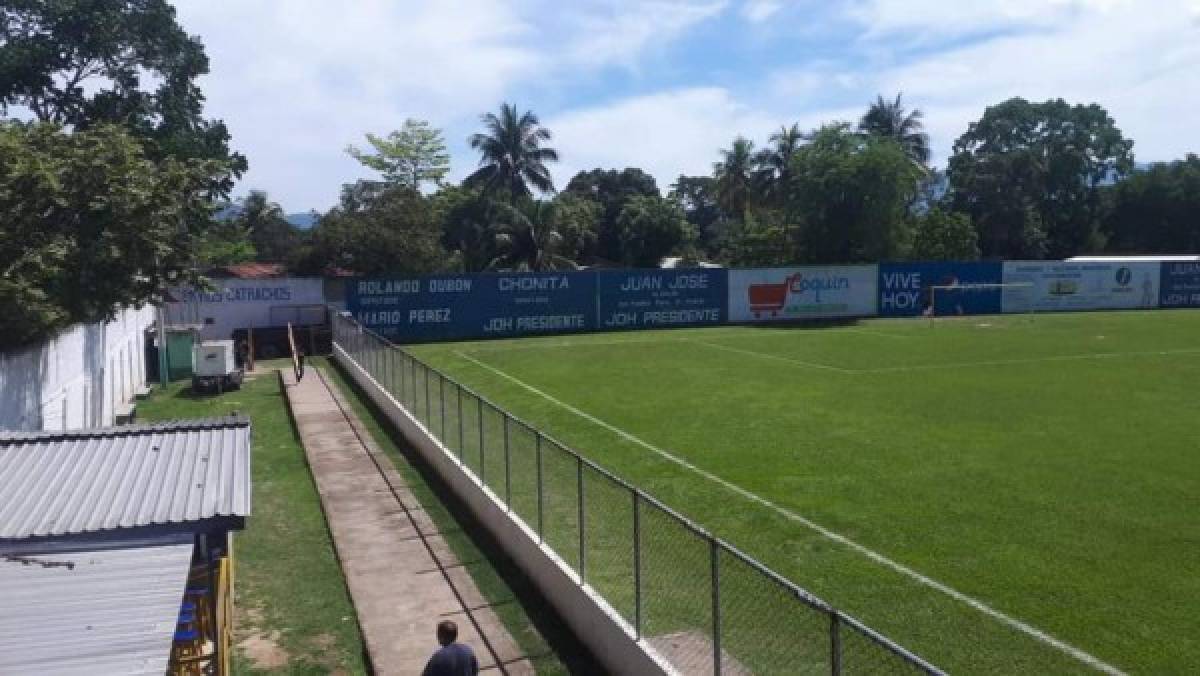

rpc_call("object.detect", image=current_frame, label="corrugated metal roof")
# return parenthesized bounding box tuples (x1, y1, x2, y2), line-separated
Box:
(0, 533, 193, 675)
(0, 416, 251, 539)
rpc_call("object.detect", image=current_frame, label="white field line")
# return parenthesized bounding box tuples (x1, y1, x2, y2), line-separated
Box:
(687, 339, 855, 373)
(691, 339, 1200, 376)
(856, 347, 1200, 374)
(453, 349, 1127, 676)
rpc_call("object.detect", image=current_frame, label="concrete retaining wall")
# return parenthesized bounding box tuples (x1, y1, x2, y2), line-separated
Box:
(333, 344, 672, 676)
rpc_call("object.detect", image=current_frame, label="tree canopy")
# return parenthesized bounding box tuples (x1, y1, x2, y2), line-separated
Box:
(0, 121, 232, 348)
(0, 0, 246, 196)
(948, 97, 1134, 258)
(346, 118, 450, 190)
(465, 103, 558, 202)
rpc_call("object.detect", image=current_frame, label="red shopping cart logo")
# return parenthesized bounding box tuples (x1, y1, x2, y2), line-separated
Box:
(748, 274, 797, 318)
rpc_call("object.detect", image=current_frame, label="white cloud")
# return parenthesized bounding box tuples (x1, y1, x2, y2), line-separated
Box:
(870, 0, 1200, 164)
(547, 87, 781, 192)
(742, 0, 784, 23)
(173, 0, 539, 209)
(560, 1, 729, 69)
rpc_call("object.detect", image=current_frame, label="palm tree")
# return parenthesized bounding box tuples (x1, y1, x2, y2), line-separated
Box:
(466, 103, 559, 203)
(753, 123, 806, 202)
(713, 137, 756, 218)
(486, 201, 579, 271)
(859, 92, 930, 167)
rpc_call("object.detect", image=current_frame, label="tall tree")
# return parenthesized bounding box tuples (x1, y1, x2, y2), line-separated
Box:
(564, 167, 659, 262)
(753, 123, 805, 202)
(0, 0, 246, 195)
(614, 195, 695, 268)
(465, 103, 558, 203)
(236, 191, 302, 263)
(785, 124, 922, 263)
(859, 93, 930, 168)
(0, 121, 232, 348)
(1103, 156, 1200, 253)
(487, 201, 579, 272)
(714, 137, 756, 218)
(297, 182, 446, 276)
(669, 175, 723, 255)
(909, 208, 980, 261)
(948, 98, 1134, 258)
(346, 118, 450, 190)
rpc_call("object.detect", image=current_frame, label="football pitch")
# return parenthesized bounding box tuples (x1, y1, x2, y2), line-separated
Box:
(407, 310, 1200, 674)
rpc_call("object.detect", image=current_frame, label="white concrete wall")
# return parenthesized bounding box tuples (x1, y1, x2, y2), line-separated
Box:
(333, 343, 672, 676)
(0, 305, 156, 431)
(164, 277, 327, 341)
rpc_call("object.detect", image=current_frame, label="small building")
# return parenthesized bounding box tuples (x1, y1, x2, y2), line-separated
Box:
(0, 416, 252, 675)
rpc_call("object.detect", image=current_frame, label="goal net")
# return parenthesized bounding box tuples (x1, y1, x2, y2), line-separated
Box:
(926, 282, 1034, 320)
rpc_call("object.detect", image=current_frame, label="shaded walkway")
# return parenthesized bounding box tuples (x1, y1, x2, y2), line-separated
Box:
(282, 367, 532, 675)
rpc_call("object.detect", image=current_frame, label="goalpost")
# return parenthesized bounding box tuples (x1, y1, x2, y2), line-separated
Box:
(927, 282, 1034, 325)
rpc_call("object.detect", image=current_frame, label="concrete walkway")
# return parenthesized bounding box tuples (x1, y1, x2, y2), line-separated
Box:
(282, 367, 533, 675)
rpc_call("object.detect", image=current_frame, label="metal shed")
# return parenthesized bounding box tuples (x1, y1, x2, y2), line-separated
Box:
(0, 416, 251, 539)
(0, 533, 195, 675)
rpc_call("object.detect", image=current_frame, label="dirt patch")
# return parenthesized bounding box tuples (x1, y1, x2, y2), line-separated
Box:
(239, 629, 290, 670)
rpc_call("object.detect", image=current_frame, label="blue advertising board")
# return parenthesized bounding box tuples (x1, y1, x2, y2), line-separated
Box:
(878, 262, 1003, 317)
(348, 272, 596, 341)
(596, 269, 726, 330)
(1159, 262, 1200, 308)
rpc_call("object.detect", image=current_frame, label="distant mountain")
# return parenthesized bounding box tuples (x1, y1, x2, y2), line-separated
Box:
(286, 212, 319, 229)
(213, 203, 319, 229)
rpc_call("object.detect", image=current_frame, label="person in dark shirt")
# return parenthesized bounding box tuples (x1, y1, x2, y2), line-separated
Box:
(422, 620, 478, 676)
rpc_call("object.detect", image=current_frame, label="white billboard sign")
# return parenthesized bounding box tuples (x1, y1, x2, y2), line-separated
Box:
(1001, 261, 1160, 313)
(729, 266, 878, 322)
(165, 277, 327, 340)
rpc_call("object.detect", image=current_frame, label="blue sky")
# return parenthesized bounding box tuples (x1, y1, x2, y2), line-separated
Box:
(172, 0, 1200, 212)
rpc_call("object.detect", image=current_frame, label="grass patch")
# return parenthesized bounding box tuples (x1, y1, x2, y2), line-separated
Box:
(137, 362, 366, 674)
(396, 310, 1200, 674)
(317, 357, 597, 675)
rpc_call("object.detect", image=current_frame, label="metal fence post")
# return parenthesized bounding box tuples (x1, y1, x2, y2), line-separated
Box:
(503, 414, 512, 508)
(424, 366, 431, 424)
(439, 374, 446, 440)
(577, 455, 586, 583)
(536, 433, 544, 541)
(410, 357, 417, 410)
(478, 398, 485, 483)
(830, 613, 842, 676)
(456, 385, 464, 459)
(712, 537, 722, 676)
(633, 489, 642, 640)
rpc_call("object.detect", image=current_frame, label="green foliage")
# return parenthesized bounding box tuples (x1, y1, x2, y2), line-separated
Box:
(465, 103, 558, 201)
(614, 195, 694, 267)
(234, 191, 303, 263)
(859, 93, 930, 167)
(487, 200, 580, 272)
(752, 124, 806, 205)
(195, 220, 256, 267)
(669, 175, 722, 255)
(0, 121, 231, 349)
(549, 193, 602, 263)
(564, 167, 659, 263)
(713, 136, 756, 219)
(948, 97, 1133, 258)
(908, 208, 980, 261)
(296, 182, 447, 276)
(0, 0, 246, 196)
(435, 185, 495, 272)
(785, 124, 922, 263)
(1103, 155, 1200, 253)
(720, 209, 795, 267)
(346, 118, 450, 190)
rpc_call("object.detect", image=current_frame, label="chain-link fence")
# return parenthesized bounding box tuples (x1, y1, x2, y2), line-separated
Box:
(333, 314, 943, 676)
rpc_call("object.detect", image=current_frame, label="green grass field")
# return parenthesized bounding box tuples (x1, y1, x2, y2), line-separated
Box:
(400, 310, 1200, 674)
